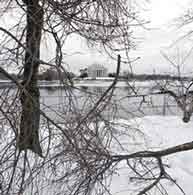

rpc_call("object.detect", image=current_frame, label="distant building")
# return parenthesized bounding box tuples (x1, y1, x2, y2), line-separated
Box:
(87, 64, 108, 78)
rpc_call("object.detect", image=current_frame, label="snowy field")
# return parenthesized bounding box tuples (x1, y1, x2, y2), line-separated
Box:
(110, 115, 193, 195)
(1, 112, 192, 194)
(74, 79, 155, 88)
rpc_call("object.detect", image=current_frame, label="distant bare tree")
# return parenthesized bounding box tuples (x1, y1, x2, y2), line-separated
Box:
(155, 49, 193, 123)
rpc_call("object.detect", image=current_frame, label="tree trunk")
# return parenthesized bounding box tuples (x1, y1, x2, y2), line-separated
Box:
(18, 0, 43, 157)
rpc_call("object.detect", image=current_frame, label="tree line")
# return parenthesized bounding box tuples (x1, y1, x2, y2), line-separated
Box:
(0, 70, 190, 81)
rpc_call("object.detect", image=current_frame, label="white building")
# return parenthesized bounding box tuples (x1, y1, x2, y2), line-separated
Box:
(87, 64, 108, 78)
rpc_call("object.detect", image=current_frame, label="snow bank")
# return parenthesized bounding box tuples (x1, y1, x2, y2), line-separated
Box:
(111, 115, 193, 195)
(1, 115, 192, 194)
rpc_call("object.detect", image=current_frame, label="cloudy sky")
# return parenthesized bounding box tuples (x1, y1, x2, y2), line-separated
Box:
(130, 0, 193, 75)
(63, 0, 193, 75)
(1, 0, 192, 75)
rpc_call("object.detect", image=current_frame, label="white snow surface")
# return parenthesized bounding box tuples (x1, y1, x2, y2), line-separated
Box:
(2, 115, 193, 194)
(110, 115, 193, 195)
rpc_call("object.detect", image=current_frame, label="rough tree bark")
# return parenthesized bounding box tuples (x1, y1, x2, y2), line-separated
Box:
(18, 0, 43, 157)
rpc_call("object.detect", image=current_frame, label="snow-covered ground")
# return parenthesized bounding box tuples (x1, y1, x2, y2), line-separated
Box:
(1, 114, 193, 194)
(74, 79, 155, 88)
(110, 115, 193, 195)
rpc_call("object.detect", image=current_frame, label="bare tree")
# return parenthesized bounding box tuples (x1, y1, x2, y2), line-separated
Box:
(0, 0, 148, 194)
(0, 0, 143, 156)
(155, 49, 193, 123)
(18, 0, 44, 156)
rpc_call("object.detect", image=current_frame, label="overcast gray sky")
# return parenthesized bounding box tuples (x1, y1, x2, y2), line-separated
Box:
(1, 0, 192, 75)
(62, 0, 193, 75)
(129, 0, 193, 75)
